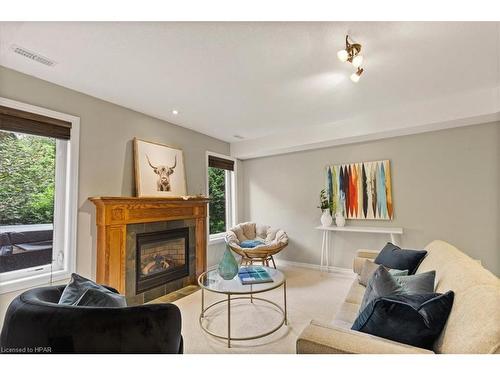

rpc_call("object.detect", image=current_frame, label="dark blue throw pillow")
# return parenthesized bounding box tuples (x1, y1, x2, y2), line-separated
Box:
(352, 291, 454, 350)
(375, 242, 427, 275)
(74, 288, 127, 307)
(59, 273, 126, 307)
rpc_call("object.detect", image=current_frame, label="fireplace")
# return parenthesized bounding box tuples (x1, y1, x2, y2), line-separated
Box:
(136, 227, 189, 294)
(89, 196, 208, 303)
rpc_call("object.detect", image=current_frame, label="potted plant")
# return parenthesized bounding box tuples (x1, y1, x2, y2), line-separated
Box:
(318, 189, 333, 226)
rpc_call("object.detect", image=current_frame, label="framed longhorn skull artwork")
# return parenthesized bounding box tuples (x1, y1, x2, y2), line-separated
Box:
(133, 138, 187, 197)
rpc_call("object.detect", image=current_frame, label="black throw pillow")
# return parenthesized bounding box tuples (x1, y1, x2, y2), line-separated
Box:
(74, 288, 127, 307)
(352, 291, 455, 350)
(375, 242, 427, 274)
(59, 273, 126, 306)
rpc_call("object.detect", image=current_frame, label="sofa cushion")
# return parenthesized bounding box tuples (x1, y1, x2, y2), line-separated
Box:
(375, 242, 427, 275)
(352, 291, 455, 350)
(416, 240, 470, 276)
(425, 253, 500, 353)
(59, 273, 121, 305)
(434, 284, 500, 353)
(345, 281, 366, 305)
(335, 302, 360, 324)
(358, 259, 408, 286)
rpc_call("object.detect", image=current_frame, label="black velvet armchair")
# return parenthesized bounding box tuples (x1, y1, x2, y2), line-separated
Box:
(0, 285, 183, 354)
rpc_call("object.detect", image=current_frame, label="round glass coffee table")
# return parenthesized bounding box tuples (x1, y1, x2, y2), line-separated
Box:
(198, 266, 287, 348)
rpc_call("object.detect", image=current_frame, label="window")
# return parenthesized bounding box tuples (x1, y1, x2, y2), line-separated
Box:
(0, 98, 79, 294)
(207, 152, 236, 242)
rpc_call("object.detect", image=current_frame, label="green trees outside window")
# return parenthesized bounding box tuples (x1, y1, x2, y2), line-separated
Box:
(0, 130, 56, 225)
(208, 167, 226, 234)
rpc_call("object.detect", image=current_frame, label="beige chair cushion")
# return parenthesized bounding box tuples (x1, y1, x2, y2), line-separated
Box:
(225, 222, 288, 253)
(241, 222, 256, 240)
(255, 223, 270, 239)
(265, 227, 280, 243)
(231, 225, 247, 242)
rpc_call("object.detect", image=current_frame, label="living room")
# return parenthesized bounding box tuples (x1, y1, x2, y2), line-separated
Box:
(0, 1, 499, 372)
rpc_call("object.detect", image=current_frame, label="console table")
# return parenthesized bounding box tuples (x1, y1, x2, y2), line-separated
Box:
(315, 225, 404, 271)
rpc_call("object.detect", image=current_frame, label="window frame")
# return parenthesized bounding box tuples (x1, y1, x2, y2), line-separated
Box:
(0, 97, 80, 294)
(206, 151, 237, 245)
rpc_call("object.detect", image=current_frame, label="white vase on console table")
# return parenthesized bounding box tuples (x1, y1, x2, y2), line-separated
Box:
(335, 212, 345, 227)
(320, 209, 333, 227)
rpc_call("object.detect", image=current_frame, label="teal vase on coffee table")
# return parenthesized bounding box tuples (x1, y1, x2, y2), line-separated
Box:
(218, 245, 239, 280)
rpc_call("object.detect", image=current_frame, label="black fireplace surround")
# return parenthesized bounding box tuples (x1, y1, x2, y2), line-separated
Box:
(135, 227, 189, 294)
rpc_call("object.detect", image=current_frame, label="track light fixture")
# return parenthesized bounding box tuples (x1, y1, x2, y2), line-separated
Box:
(350, 68, 364, 83)
(337, 35, 365, 82)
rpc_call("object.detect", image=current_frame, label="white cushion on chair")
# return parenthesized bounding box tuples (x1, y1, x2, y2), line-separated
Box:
(226, 222, 288, 252)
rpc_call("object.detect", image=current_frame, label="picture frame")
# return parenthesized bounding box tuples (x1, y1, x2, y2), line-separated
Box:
(133, 138, 187, 197)
(326, 160, 393, 220)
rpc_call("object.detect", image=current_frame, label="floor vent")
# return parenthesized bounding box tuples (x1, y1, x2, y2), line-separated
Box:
(11, 45, 56, 67)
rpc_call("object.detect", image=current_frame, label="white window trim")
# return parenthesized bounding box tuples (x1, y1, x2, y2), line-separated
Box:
(0, 97, 80, 294)
(206, 151, 237, 245)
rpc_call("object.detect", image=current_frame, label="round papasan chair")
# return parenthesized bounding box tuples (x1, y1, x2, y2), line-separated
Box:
(225, 222, 288, 268)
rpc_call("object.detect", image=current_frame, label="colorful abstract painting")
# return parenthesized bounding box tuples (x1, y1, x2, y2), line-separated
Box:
(326, 160, 393, 220)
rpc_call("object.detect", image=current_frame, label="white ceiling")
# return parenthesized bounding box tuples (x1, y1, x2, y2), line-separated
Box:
(0, 22, 499, 152)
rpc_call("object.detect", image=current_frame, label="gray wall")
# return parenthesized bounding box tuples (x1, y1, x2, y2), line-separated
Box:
(241, 122, 500, 276)
(0, 66, 229, 324)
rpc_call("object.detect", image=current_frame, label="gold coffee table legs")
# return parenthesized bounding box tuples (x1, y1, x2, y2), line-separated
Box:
(199, 281, 287, 348)
(227, 294, 231, 347)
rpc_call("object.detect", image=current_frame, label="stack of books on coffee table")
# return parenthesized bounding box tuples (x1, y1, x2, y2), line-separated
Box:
(237, 266, 273, 285)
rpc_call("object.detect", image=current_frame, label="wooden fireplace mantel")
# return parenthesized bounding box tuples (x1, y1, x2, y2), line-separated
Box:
(89, 196, 210, 293)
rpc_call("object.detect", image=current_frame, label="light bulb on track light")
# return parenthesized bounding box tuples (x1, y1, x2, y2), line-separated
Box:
(337, 49, 348, 62)
(352, 54, 363, 68)
(350, 68, 364, 83)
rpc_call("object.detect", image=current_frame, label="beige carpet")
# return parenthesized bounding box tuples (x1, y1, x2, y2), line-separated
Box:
(172, 264, 355, 353)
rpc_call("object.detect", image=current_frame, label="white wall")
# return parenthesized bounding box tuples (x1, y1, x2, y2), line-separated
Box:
(241, 122, 500, 276)
(0, 66, 228, 326)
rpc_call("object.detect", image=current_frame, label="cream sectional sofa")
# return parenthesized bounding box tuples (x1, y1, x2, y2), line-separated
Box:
(297, 240, 500, 354)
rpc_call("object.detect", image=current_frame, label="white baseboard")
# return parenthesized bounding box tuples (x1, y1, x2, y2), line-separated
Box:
(207, 260, 355, 277)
